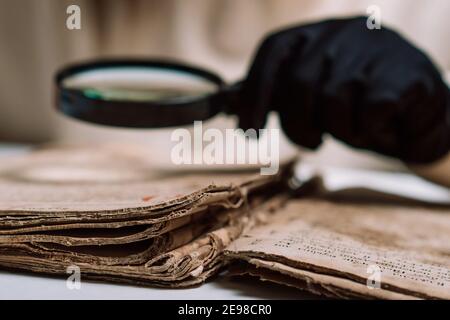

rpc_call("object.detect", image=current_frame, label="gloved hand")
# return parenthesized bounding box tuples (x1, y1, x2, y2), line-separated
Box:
(237, 16, 450, 164)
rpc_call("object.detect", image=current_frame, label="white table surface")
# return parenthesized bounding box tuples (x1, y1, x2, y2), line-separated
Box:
(0, 143, 448, 300)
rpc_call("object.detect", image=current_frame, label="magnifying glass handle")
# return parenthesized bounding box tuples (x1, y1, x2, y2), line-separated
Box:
(215, 81, 243, 117)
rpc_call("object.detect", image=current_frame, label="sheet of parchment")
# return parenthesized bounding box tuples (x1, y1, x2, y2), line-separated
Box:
(0, 145, 289, 234)
(0, 145, 279, 214)
(225, 199, 450, 299)
(227, 259, 418, 299)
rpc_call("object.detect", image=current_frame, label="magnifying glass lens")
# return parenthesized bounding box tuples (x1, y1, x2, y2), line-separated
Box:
(63, 67, 218, 103)
(56, 60, 227, 128)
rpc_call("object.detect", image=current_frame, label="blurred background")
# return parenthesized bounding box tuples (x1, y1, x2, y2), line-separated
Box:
(0, 0, 449, 170)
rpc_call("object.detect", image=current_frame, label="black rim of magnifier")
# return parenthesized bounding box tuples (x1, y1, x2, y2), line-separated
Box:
(55, 59, 227, 128)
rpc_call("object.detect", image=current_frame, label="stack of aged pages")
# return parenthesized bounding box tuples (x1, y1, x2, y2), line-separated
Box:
(0, 145, 293, 287)
(225, 199, 450, 299)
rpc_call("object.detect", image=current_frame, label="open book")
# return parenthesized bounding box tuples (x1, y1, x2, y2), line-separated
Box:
(0, 145, 449, 299)
(225, 199, 450, 299)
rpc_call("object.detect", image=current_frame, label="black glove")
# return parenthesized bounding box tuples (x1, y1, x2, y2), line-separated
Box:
(237, 16, 450, 164)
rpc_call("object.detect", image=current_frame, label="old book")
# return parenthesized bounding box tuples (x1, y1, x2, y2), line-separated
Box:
(225, 199, 450, 299)
(0, 145, 294, 287)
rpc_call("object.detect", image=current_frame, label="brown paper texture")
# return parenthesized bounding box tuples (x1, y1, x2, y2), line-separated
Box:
(225, 199, 450, 299)
(0, 145, 294, 287)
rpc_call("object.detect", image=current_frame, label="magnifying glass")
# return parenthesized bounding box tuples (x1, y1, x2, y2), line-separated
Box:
(55, 59, 241, 128)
